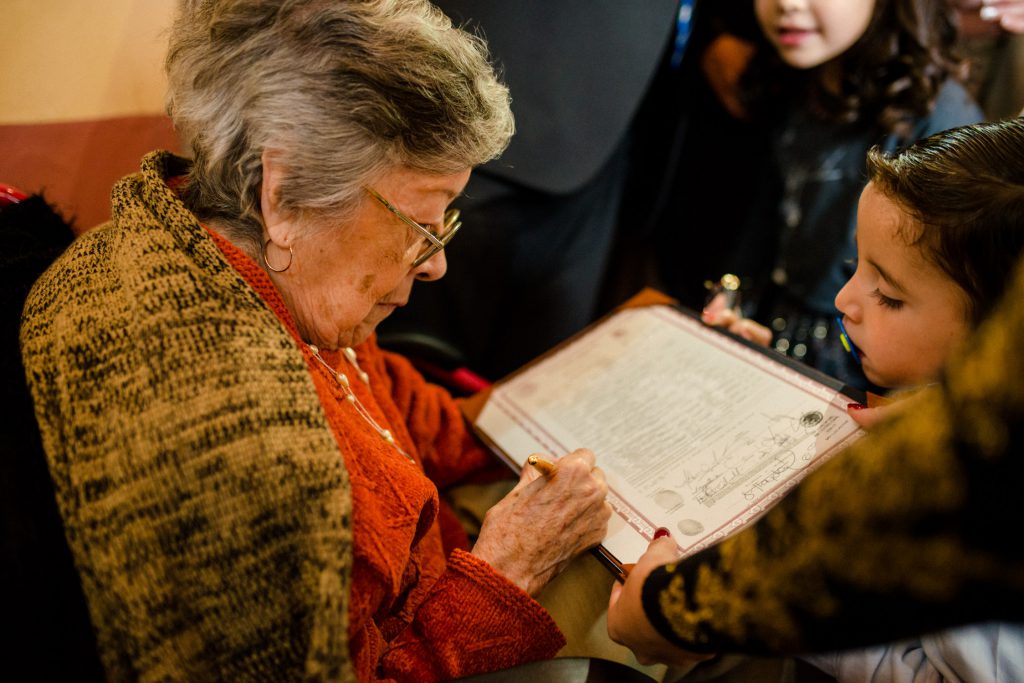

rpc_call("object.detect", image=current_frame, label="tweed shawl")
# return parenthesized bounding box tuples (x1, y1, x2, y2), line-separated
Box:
(20, 151, 355, 682)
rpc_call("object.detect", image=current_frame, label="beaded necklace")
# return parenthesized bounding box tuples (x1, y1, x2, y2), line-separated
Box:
(307, 343, 415, 464)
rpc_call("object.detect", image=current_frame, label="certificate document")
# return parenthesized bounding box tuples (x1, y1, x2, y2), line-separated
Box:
(473, 303, 864, 576)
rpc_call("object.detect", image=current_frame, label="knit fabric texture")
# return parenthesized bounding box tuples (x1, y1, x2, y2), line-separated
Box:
(21, 151, 356, 681)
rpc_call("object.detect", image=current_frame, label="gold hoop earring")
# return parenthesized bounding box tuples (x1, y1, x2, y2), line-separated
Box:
(262, 239, 293, 273)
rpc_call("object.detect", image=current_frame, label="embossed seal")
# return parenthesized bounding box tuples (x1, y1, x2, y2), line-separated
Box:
(800, 410, 823, 428)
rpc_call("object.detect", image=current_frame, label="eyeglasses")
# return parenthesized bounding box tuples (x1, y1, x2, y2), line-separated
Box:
(364, 186, 462, 267)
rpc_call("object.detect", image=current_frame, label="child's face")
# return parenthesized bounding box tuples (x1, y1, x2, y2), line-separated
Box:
(834, 183, 970, 389)
(754, 0, 876, 69)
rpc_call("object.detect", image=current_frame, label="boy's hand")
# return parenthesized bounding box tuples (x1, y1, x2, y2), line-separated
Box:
(702, 293, 773, 347)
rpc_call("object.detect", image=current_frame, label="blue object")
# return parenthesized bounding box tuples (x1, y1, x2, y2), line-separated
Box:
(835, 316, 862, 365)
(670, 0, 695, 69)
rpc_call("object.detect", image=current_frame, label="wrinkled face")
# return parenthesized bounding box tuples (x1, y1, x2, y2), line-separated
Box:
(834, 183, 970, 389)
(267, 166, 471, 349)
(754, 0, 876, 69)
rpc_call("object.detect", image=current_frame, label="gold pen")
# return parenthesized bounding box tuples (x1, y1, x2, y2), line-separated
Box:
(526, 454, 557, 477)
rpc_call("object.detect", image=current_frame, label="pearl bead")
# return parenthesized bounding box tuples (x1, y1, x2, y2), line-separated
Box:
(306, 342, 413, 463)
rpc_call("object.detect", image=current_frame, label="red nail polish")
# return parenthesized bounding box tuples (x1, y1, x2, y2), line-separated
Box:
(654, 527, 671, 539)
(847, 402, 866, 411)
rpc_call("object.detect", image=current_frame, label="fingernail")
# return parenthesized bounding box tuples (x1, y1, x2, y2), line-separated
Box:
(847, 402, 866, 411)
(654, 527, 671, 539)
(980, 6, 1000, 20)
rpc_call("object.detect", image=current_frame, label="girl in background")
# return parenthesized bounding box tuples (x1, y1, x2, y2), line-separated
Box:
(701, 0, 982, 389)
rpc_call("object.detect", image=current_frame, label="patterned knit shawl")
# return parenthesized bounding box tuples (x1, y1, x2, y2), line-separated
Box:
(21, 151, 355, 682)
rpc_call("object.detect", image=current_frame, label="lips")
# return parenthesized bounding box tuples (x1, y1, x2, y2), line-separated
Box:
(776, 26, 816, 46)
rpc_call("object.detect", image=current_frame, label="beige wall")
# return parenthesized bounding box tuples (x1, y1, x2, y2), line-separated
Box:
(0, 1, 179, 230)
(0, 0, 173, 124)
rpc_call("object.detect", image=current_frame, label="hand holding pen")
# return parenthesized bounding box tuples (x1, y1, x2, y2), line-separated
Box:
(470, 449, 612, 597)
(701, 274, 773, 347)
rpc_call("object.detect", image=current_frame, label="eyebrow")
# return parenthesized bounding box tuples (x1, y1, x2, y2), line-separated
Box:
(406, 188, 462, 220)
(867, 257, 907, 294)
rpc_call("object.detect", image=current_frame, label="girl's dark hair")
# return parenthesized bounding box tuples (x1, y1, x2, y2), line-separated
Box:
(743, 0, 966, 136)
(867, 118, 1024, 325)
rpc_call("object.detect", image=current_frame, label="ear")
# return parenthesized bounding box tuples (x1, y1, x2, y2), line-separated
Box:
(260, 149, 293, 246)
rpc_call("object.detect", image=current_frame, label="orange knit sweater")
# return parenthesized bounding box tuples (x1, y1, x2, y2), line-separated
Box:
(210, 230, 565, 681)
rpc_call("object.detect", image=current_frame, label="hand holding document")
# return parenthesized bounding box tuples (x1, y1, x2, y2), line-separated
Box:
(472, 298, 864, 578)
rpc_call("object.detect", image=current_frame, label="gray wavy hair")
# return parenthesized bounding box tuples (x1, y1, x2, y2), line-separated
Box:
(165, 0, 514, 247)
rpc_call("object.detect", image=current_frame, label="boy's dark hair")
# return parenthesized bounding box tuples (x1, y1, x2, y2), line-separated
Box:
(867, 117, 1024, 325)
(744, 0, 965, 136)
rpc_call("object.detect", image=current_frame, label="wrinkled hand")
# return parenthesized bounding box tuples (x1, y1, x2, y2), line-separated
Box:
(702, 293, 773, 347)
(956, 0, 1024, 32)
(607, 535, 716, 666)
(471, 448, 612, 596)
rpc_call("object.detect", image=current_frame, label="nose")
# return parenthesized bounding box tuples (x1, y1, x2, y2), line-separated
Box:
(779, 0, 803, 12)
(834, 277, 860, 323)
(414, 249, 447, 281)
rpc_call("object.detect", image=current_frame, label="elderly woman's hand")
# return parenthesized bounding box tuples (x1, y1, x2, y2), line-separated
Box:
(607, 535, 716, 666)
(471, 448, 612, 596)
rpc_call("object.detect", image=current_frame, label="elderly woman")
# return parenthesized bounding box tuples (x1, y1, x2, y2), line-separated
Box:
(19, 1, 611, 680)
